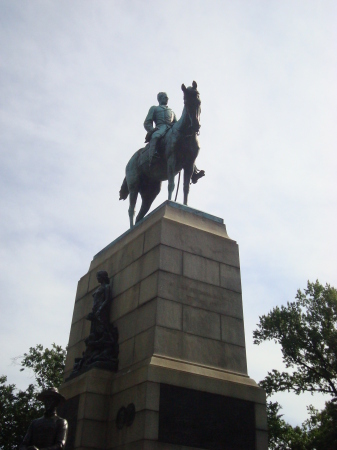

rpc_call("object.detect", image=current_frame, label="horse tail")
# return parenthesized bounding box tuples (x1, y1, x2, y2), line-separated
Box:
(119, 177, 129, 200)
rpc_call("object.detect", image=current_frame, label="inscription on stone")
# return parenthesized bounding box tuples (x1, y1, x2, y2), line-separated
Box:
(158, 384, 255, 450)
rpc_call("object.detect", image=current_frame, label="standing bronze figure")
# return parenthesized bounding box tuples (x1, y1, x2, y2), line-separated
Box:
(120, 81, 204, 227)
(19, 387, 68, 450)
(68, 270, 119, 378)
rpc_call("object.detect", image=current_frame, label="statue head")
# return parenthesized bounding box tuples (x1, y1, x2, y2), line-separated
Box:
(157, 92, 168, 106)
(181, 81, 201, 133)
(96, 270, 110, 284)
(37, 387, 66, 413)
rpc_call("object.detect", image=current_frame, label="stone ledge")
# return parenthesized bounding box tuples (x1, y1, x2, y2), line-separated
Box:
(110, 356, 263, 400)
(90, 201, 229, 271)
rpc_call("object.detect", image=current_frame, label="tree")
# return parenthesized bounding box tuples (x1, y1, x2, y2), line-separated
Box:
(265, 401, 309, 450)
(17, 343, 66, 390)
(302, 400, 337, 450)
(0, 343, 66, 450)
(253, 281, 337, 449)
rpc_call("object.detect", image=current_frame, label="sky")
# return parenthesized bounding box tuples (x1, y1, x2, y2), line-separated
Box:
(1, 0, 336, 427)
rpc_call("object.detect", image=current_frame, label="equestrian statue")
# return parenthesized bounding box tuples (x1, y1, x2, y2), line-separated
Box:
(119, 81, 205, 227)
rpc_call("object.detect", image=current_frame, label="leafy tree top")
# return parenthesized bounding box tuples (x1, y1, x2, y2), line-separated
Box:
(253, 280, 337, 397)
(16, 343, 66, 390)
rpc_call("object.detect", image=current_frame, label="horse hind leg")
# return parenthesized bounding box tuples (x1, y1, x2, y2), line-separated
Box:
(128, 189, 138, 228)
(136, 180, 162, 223)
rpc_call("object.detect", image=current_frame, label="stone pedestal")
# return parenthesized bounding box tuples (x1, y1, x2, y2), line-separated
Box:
(60, 201, 268, 450)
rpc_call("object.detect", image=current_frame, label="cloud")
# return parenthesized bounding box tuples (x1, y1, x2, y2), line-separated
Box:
(0, 0, 336, 425)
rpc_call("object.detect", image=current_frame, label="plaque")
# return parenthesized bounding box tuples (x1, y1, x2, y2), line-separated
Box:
(158, 384, 255, 450)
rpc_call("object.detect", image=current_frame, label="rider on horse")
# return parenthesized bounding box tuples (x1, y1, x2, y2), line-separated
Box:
(120, 82, 205, 227)
(144, 92, 177, 166)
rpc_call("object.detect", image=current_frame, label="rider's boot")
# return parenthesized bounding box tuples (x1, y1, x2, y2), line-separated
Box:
(191, 167, 205, 184)
(149, 138, 160, 167)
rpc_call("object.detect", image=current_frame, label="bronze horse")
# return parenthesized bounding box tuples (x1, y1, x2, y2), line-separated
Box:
(120, 81, 203, 227)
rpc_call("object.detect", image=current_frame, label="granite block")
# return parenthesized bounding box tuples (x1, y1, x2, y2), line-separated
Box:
(139, 272, 158, 306)
(115, 299, 156, 343)
(159, 245, 182, 275)
(154, 327, 183, 360)
(77, 419, 106, 448)
(134, 327, 155, 364)
(78, 393, 107, 421)
(72, 294, 93, 324)
(144, 410, 159, 440)
(183, 332, 247, 373)
(255, 403, 268, 430)
(220, 263, 242, 293)
(114, 247, 159, 297)
(108, 233, 145, 276)
(161, 219, 240, 267)
(183, 252, 220, 286)
(118, 338, 135, 371)
(111, 284, 140, 322)
(75, 274, 90, 301)
(256, 430, 268, 450)
(156, 298, 182, 330)
(81, 318, 91, 341)
(158, 271, 244, 318)
(143, 221, 162, 254)
(183, 306, 221, 340)
(68, 320, 84, 348)
(221, 315, 246, 347)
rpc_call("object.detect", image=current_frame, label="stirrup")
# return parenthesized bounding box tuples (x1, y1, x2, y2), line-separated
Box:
(191, 169, 205, 184)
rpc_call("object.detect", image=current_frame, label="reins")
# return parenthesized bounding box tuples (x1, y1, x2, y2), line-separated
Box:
(174, 171, 181, 201)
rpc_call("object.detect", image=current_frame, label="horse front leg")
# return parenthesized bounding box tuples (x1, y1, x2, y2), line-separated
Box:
(183, 165, 193, 205)
(167, 155, 176, 201)
(128, 190, 138, 228)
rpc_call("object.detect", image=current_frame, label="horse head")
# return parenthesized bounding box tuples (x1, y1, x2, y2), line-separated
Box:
(181, 81, 201, 133)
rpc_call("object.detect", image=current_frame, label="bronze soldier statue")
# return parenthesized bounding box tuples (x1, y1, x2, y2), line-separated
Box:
(144, 92, 177, 166)
(19, 387, 68, 450)
(120, 82, 206, 227)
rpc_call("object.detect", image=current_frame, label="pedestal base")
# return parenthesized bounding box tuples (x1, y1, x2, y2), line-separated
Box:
(60, 201, 268, 450)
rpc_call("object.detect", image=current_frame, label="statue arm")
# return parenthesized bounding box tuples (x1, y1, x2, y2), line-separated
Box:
(144, 106, 156, 132)
(97, 284, 112, 315)
(172, 112, 177, 123)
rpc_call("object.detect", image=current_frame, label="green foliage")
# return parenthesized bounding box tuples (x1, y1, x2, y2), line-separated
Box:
(0, 344, 66, 450)
(302, 400, 337, 450)
(17, 343, 66, 389)
(253, 281, 337, 449)
(254, 281, 337, 397)
(266, 401, 310, 450)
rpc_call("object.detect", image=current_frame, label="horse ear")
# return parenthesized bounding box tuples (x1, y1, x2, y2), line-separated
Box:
(181, 84, 187, 92)
(192, 81, 197, 89)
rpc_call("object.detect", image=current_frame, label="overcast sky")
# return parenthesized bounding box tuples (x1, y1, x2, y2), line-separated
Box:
(1, 0, 336, 426)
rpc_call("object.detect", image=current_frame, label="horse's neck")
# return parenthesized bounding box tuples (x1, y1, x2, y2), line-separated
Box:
(174, 107, 190, 135)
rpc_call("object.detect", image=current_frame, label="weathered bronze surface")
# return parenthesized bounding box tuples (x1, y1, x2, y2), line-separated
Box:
(68, 271, 119, 379)
(19, 387, 68, 450)
(144, 91, 177, 166)
(119, 81, 205, 227)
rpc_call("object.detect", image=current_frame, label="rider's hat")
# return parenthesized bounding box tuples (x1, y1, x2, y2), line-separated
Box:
(37, 387, 66, 403)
